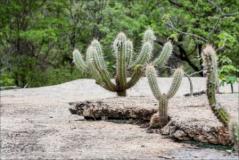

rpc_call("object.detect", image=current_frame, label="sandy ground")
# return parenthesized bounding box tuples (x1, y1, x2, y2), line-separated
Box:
(1, 77, 238, 160)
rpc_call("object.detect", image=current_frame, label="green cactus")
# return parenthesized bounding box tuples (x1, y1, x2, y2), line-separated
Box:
(201, 44, 230, 127)
(153, 41, 173, 67)
(146, 65, 183, 128)
(73, 29, 173, 96)
(229, 122, 239, 151)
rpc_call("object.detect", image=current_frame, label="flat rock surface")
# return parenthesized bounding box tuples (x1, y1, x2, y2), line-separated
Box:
(1, 78, 238, 159)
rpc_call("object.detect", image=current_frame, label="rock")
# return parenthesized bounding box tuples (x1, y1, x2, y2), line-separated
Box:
(149, 113, 161, 129)
(69, 94, 238, 145)
(173, 130, 188, 140)
(70, 96, 157, 121)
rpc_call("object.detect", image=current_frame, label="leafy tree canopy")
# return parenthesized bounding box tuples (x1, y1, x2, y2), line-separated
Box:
(0, 0, 238, 87)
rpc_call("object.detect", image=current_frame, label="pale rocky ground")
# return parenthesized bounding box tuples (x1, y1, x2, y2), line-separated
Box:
(1, 77, 238, 160)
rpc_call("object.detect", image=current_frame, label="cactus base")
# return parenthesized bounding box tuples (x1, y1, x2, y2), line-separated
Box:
(117, 90, 126, 96)
(149, 112, 169, 129)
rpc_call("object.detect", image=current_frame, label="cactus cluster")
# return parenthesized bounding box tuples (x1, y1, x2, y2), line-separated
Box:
(146, 65, 183, 128)
(73, 29, 173, 96)
(201, 45, 230, 127)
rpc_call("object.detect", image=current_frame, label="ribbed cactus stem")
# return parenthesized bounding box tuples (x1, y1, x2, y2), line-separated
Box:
(158, 94, 169, 127)
(126, 65, 143, 89)
(146, 65, 162, 100)
(114, 32, 127, 96)
(202, 45, 218, 105)
(143, 28, 156, 44)
(90, 46, 116, 91)
(153, 41, 173, 67)
(91, 39, 103, 56)
(130, 41, 153, 68)
(125, 39, 133, 67)
(167, 68, 184, 98)
(73, 49, 87, 72)
(202, 44, 230, 127)
(85, 46, 102, 83)
(212, 105, 230, 127)
(113, 32, 127, 57)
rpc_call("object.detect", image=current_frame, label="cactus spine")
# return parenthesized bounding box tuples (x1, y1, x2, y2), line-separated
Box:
(146, 65, 183, 127)
(73, 29, 174, 96)
(202, 45, 230, 127)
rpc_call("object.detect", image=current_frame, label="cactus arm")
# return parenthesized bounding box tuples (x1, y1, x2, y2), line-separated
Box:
(91, 39, 103, 56)
(85, 46, 103, 83)
(114, 32, 127, 91)
(72, 49, 87, 72)
(125, 39, 133, 67)
(166, 68, 183, 99)
(126, 65, 143, 89)
(129, 28, 155, 68)
(90, 46, 116, 91)
(143, 28, 156, 44)
(153, 41, 173, 67)
(146, 65, 162, 100)
(129, 42, 153, 68)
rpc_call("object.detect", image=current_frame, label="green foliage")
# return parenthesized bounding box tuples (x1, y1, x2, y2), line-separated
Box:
(218, 55, 239, 91)
(0, 72, 15, 86)
(0, 0, 238, 87)
(45, 67, 86, 86)
(217, 32, 236, 48)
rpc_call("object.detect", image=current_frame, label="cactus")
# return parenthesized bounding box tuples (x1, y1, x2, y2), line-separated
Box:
(146, 65, 183, 128)
(153, 41, 173, 67)
(73, 29, 174, 96)
(201, 44, 230, 127)
(229, 122, 239, 151)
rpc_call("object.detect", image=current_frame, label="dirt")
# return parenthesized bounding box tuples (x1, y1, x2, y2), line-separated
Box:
(1, 78, 238, 159)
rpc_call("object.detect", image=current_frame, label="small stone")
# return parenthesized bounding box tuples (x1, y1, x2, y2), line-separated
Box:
(173, 130, 187, 140)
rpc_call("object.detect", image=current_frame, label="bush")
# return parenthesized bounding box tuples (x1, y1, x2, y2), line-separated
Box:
(0, 72, 15, 86)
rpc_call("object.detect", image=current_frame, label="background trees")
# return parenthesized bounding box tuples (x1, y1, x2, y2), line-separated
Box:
(0, 0, 238, 87)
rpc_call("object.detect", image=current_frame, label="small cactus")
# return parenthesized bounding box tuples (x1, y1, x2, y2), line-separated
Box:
(73, 29, 174, 96)
(146, 65, 183, 128)
(201, 44, 230, 127)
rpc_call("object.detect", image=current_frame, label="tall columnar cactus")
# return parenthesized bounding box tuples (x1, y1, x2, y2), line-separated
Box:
(73, 29, 173, 96)
(201, 45, 230, 127)
(146, 65, 183, 128)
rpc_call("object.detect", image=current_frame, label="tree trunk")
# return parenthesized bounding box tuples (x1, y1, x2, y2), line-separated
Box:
(230, 83, 234, 93)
